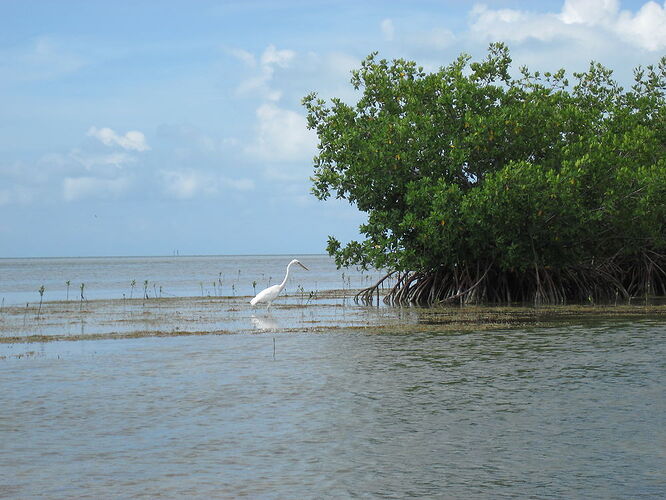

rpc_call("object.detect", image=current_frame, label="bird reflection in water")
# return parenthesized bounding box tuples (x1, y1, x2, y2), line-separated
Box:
(250, 315, 279, 332)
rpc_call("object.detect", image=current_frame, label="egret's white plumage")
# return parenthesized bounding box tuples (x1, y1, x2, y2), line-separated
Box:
(250, 259, 309, 309)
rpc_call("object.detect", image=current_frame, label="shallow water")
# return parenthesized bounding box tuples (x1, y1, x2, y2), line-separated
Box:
(0, 254, 382, 306)
(0, 254, 397, 342)
(2, 321, 665, 498)
(0, 294, 418, 342)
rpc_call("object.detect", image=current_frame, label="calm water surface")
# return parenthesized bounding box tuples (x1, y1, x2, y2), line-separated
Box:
(2, 321, 665, 498)
(0, 254, 380, 306)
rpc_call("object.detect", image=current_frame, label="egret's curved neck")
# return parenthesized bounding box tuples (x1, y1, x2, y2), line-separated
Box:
(279, 261, 295, 288)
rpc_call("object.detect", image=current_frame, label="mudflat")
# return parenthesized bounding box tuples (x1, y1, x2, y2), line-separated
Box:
(2, 290, 666, 344)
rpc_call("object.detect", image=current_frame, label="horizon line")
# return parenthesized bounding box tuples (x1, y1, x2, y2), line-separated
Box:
(0, 252, 330, 260)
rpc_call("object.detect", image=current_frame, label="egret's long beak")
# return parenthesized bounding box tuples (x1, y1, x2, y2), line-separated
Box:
(299, 262, 309, 271)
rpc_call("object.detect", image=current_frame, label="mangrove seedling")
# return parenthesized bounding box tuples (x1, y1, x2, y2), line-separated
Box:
(37, 285, 45, 318)
(252, 280, 257, 294)
(144, 280, 149, 299)
(130, 279, 136, 299)
(65, 280, 71, 301)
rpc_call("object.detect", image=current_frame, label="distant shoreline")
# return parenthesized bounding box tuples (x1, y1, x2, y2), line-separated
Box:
(0, 252, 330, 261)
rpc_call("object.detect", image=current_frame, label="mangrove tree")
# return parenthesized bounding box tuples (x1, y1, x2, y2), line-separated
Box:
(303, 43, 666, 305)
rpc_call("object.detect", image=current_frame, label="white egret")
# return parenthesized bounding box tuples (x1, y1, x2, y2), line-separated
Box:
(250, 259, 309, 309)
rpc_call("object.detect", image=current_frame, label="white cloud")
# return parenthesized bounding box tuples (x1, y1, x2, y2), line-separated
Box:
(246, 103, 317, 162)
(69, 149, 136, 172)
(161, 170, 204, 199)
(420, 27, 455, 50)
(156, 123, 232, 154)
(222, 177, 255, 191)
(615, 1, 666, 51)
(63, 176, 131, 201)
(3, 119, 251, 207)
(238, 74, 283, 101)
(0, 160, 57, 206)
(559, 0, 620, 24)
(160, 169, 254, 200)
(228, 47, 256, 67)
(326, 52, 359, 77)
(87, 126, 151, 151)
(469, 0, 666, 51)
(4, 125, 147, 205)
(0, 185, 35, 206)
(558, 0, 666, 51)
(1, 148, 138, 207)
(234, 44, 296, 101)
(381, 18, 395, 41)
(260, 45, 295, 68)
(0, 37, 86, 83)
(470, 4, 577, 43)
(263, 162, 320, 184)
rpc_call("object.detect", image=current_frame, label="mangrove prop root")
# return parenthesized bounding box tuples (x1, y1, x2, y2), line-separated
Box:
(356, 271, 396, 304)
(354, 252, 666, 306)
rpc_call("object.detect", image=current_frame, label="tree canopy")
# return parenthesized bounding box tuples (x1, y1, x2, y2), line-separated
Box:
(303, 43, 666, 304)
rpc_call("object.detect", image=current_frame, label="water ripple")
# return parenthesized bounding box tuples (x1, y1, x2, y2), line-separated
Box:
(1, 324, 665, 498)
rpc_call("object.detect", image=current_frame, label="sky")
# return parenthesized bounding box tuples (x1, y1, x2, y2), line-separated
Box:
(1, 0, 665, 257)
